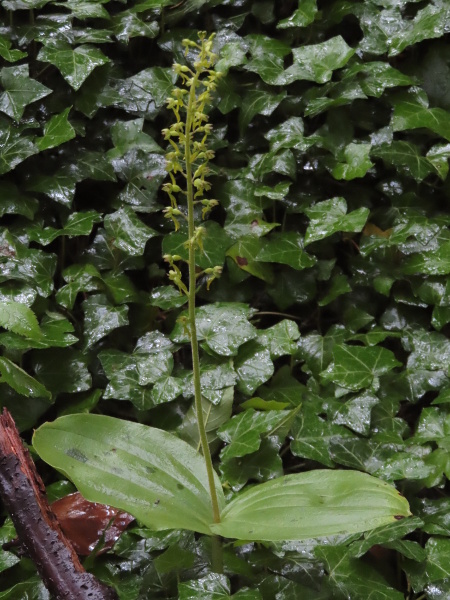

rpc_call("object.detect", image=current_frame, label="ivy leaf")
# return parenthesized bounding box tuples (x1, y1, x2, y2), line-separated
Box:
(239, 89, 287, 135)
(280, 36, 355, 85)
(304, 198, 370, 245)
(331, 143, 374, 180)
(277, 0, 318, 28)
(171, 303, 257, 357)
(0, 357, 51, 399)
(0, 126, 38, 175)
(244, 35, 290, 85)
(99, 350, 153, 410)
(162, 221, 232, 270)
(218, 408, 289, 461)
(38, 42, 110, 90)
(227, 237, 274, 282)
(0, 35, 27, 62)
(316, 546, 405, 599)
(257, 320, 300, 359)
(104, 207, 158, 256)
(112, 11, 159, 42)
(83, 294, 128, 348)
(32, 349, 92, 395)
(256, 232, 317, 270)
(392, 99, 450, 142)
(114, 67, 176, 118)
(322, 344, 402, 391)
(36, 107, 76, 150)
(371, 141, 438, 182)
(0, 64, 51, 121)
(179, 574, 230, 600)
(235, 341, 274, 396)
(403, 241, 450, 275)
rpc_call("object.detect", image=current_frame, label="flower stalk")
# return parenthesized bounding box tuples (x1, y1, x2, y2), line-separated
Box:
(162, 33, 222, 527)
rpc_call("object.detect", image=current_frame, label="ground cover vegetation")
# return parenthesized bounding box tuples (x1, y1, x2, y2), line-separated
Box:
(0, 0, 449, 597)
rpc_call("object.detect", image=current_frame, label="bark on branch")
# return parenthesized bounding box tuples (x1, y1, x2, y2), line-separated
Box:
(0, 408, 118, 600)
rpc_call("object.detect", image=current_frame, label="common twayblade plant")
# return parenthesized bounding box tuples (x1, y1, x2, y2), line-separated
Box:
(32, 33, 411, 576)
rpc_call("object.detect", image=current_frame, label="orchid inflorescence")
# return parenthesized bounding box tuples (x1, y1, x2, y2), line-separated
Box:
(162, 32, 222, 294)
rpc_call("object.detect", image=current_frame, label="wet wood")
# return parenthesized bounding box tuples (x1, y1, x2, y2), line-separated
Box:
(0, 408, 118, 600)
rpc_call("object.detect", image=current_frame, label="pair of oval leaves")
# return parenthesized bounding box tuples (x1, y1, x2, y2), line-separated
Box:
(33, 414, 410, 541)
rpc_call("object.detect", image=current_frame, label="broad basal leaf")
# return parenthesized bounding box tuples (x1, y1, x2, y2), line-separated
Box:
(211, 470, 411, 540)
(33, 414, 225, 534)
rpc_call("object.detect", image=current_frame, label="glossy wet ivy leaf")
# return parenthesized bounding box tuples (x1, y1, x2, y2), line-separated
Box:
(0, 64, 51, 121)
(315, 545, 405, 599)
(322, 344, 401, 391)
(38, 41, 110, 90)
(257, 320, 300, 359)
(36, 107, 76, 151)
(25, 172, 76, 207)
(331, 143, 374, 180)
(171, 303, 257, 356)
(150, 285, 187, 310)
(33, 414, 226, 534)
(179, 574, 230, 600)
(0, 35, 27, 62)
(218, 408, 288, 461)
(32, 348, 91, 395)
(0, 357, 51, 399)
(0, 125, 38, 174)
(114, 67, 176, 118)
(162, 221, 232, 270)
(277, 0, 317, 28)
(256, 232, 316, 270)
(112, 10, 159, 42)
(392, 98, 450, 142)
(371, 141, 438, 182)
(226, 237, 274, 282)
(239, 89, 287, 135)
(244, 35, 290, 85)
(234, 341, 274, 396)
(280, 36, 355, 85)
(104, 207, 158, 256)
(304, 198, 369, 245)
(211, 470, 410, 541)
(82, 294, 128, 348)
(403, 241, 450, 275)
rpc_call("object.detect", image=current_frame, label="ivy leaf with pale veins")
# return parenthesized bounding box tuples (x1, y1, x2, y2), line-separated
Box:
(304, 198, 370, 245)
(0, 64, 51, 121)
(36, 107, 76, 151)
(38, 41, 110, 90)
(322, 344, 402, 391)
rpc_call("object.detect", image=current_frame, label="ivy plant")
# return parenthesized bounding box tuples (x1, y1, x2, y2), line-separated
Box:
(0, 0, 449, 598)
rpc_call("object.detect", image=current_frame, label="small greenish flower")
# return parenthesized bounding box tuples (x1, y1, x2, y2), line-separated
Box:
(162, 32, 222, 294)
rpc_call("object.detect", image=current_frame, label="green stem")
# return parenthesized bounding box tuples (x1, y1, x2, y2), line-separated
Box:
(185, 74, 221, 527)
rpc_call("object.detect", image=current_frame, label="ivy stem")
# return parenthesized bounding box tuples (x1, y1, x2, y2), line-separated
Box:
(185, 73, 222, 529)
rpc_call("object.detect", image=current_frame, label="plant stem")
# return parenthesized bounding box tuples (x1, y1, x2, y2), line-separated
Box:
(185, 74, 221, 527)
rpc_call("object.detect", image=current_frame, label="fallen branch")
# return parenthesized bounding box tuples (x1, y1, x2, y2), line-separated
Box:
(0, 408, 118, 600)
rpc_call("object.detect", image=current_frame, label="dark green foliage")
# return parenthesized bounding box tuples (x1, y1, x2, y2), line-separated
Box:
(0, 0, 449, 597)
